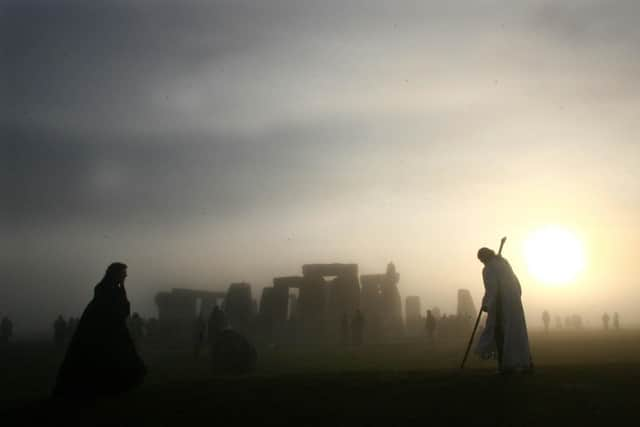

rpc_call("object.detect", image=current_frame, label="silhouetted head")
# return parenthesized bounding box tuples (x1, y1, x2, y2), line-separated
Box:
(102, 262, 128, 286)
(477, 247, 496, 264)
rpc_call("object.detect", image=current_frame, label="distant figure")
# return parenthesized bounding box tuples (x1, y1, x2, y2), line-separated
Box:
(193, 315, 207, 358)
(425, 310, 437, 343)
(542, 310, 551, 334)
(53, 263, 146, 398)
(439, 314, 449, 339)
(208, 305, 227, 346)
(555, 315, 562, 329)
(351, 310, 365, 346)
(0, 316, 13, 345)
(613, 312, 620, 330)
(54, 315, 67, 348)
(475, 247, 533, 374)
(340, 312, 350, 346)
(146, 317, 158, 339)
(602, 313, 610, 331)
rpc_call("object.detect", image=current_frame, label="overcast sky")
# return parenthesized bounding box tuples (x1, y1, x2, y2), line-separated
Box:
(2, 0, 640, 333)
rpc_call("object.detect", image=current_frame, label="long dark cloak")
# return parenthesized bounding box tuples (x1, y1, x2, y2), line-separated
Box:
(53, 280, 146, 398)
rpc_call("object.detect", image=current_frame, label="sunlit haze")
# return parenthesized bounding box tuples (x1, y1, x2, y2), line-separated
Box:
(523, 226, 586, 286)
(2, 0, 640, 333)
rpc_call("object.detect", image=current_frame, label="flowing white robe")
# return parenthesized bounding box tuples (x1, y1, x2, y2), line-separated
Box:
(475, 256, 532, 370)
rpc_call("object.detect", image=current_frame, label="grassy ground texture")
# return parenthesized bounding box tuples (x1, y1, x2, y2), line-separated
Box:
(1, 329, 639, 426)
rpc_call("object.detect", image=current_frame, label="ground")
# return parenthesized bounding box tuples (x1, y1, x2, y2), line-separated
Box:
(1, 330, 639, 426)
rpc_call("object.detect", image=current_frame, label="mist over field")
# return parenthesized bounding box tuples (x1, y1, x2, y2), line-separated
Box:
(3, 3, 640, 426)
(2, 0, 640, 334)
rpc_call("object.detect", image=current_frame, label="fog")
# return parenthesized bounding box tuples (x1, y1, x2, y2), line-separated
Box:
(2, 0, 640, 333)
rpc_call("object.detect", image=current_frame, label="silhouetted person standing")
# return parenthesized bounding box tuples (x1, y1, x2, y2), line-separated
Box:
(425, 310, 437, 343)
(542, 310, 550, 334)
(0, 316, 13, 345)
(351, 310, 364, 346)
(340, 312, 349, 346)
(208, 305, 226, 347)
(54, 315, 67, 349)
(53, 263, 146, 398)
(602, 312, 610, 331)
(193, 314, 206, 358)
(475, 248, 533, 373)
(613, 312, 620, 330)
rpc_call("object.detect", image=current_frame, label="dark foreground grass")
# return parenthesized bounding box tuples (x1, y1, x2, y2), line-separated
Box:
(2, 330, 640, 426)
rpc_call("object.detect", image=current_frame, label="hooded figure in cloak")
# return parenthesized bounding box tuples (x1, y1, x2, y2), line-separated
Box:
(475, 248, 533, 373)
(53, 262, 146, 398)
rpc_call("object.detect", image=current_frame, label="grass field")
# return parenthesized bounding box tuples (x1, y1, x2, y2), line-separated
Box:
(2, 330, 640, 426)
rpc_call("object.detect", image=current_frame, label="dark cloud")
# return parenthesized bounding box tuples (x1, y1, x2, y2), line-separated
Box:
(0, 118, 376, 229)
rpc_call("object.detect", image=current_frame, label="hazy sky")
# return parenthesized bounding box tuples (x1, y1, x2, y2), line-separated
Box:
(2, 0, 639, 333)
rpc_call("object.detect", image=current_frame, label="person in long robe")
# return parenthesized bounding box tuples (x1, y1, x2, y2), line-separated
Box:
(542, 310, 551, 334)
(602, 313, 610, 331)
(613, 312, 620, 330)
(475, 247, 533, 373)
(53, 262, 146, 398)
(425, 310, 437, 343)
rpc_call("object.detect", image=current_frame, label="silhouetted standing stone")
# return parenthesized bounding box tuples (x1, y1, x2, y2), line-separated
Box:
(382, 263, 403, 338)
(53, 263, 146, 398)
(340, 312, 350, 345)
(258, 287, 276, 344)
(351, 310, 365, 346)
(302, 263, 361, 343)
(225, 283, 253, 335)
(457, 289, 477, 319)
(155, 288, 225, 343)
(359, 263, 403, 341)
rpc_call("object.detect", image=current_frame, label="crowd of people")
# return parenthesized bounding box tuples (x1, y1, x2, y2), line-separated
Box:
(0, 249, 629, 399)
(539, 310, 621, 332)
(601, 312, 621, 331)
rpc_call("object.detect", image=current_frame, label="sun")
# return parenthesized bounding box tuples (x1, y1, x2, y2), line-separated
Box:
(523, 225, 586, 285)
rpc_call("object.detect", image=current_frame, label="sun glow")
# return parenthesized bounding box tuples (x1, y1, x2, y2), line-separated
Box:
(523, 226, 586, 285)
